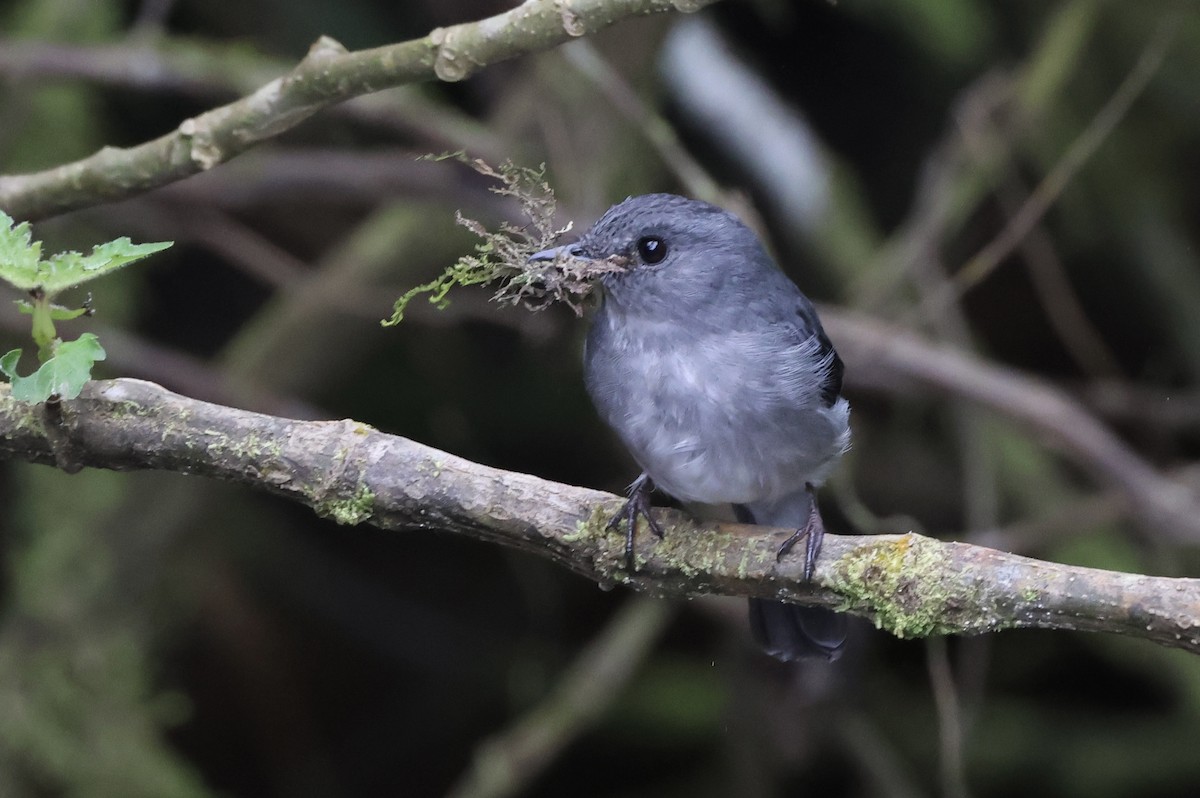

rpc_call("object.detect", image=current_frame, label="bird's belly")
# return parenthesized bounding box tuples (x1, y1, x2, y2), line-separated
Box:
(646, 444, 790, 505)
(623, 407, 823, 504)
(596, 367, 838, 504)
(585, 312, 848, 505)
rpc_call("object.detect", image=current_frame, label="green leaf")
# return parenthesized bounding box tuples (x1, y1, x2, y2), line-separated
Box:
(0, 333, 106, 403)
(25, 239, 173, 295)
(0, 211, 171, 296)
(0, 349, 22, 383)
(0, 212, 42, 278)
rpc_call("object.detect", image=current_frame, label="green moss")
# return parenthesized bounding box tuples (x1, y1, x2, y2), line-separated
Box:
(681, 528, 732, 579)
(828, 534, 975, 639)
(736, 541, 754, 581)
(316, 483, 376, 526)
(564, 504, 611, 543)
(104, 398, 147, 418)
(234, 430, 280, 460)
(196, 427, 283, 464)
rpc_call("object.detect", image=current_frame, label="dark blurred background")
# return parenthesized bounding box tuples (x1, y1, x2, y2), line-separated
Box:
(2, 0, 1200, 796)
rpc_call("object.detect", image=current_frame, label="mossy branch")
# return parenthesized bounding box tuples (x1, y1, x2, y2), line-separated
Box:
(2, 377, 1197, 654)
(0, 0, 721, 221)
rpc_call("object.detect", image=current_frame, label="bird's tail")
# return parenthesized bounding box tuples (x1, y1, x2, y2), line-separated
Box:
(734, 497, 847, 662)
(747, 599, 846, 662)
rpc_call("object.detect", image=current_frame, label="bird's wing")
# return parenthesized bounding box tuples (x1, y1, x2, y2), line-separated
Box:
(771, 291, 844, 409)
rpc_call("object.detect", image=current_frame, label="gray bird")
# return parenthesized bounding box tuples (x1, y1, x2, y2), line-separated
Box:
(534, 193, 851, 661)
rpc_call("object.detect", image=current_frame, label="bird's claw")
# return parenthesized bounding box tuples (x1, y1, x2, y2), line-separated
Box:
(775, 484, 826, 582)
(607, 473, 662, 571)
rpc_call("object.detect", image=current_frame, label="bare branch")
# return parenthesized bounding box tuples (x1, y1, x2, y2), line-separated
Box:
(929, 10, 1179, 311)
(823, 308, 1200, 544)
(2, 377, 1198, 654)
(0, 38, 503, 157)
(0, 0, 720, 221)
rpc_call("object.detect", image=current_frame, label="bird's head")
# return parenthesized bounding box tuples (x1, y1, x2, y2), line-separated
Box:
(529, 193, 772, 317)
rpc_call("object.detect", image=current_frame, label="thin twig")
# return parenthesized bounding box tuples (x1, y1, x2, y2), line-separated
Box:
(926, 638, 971, 798)
(0, 0, 722, 220)
(1081, 381, 1200, 431)
(833, 711, 925, 798)
(562, 40, 723, 202)
(823, 308, 1200, 544)
(0, 37, 504, 158)
(446, 598, 674, 798)
(998, 172, 1124, 377)
(925, 12, 1179, 314)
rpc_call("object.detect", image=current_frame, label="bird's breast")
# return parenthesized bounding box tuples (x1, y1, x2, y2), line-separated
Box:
(584, 307, 848, 505)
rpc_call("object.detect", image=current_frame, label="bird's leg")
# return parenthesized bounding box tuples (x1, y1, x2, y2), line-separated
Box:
(775, 483, 825, 582)
(606, 472, 663, 570)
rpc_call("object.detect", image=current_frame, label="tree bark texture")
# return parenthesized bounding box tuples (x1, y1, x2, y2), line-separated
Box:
(3, 378, 1197, 653)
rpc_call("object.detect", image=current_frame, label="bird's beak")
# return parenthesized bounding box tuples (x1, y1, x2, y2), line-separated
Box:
(527, 243, 584, 263)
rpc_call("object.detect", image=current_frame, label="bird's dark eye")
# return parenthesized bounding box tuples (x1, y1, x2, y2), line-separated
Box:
(636, 236, 667, 264)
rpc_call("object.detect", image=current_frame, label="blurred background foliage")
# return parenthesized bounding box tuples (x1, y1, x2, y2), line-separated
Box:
(1, 0, 1200, 796)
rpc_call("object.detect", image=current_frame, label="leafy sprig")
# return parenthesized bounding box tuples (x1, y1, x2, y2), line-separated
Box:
(0, 211, 171, 402)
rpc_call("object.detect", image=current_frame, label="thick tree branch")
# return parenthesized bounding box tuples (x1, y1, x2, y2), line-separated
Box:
(2, 378, 1198, 653)
(0, 0, 719, 221)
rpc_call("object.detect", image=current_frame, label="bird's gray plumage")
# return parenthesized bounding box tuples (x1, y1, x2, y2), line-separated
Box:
(551, 193, 851, 661)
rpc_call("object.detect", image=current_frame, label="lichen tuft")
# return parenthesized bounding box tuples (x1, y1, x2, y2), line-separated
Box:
(316, 483, 376, 526)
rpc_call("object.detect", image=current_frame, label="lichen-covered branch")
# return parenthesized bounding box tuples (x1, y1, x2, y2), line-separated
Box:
(0, 0, 720, 221)
(2, 377, 1198, 653)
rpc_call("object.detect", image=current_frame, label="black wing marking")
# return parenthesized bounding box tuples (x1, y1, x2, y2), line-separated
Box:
(817, 331, 843, 407)
(793, 299, 843, 408)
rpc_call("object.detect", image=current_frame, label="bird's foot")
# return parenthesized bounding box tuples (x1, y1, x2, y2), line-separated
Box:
(775, 484, 825, 582)
(606, 472, 663, 571)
